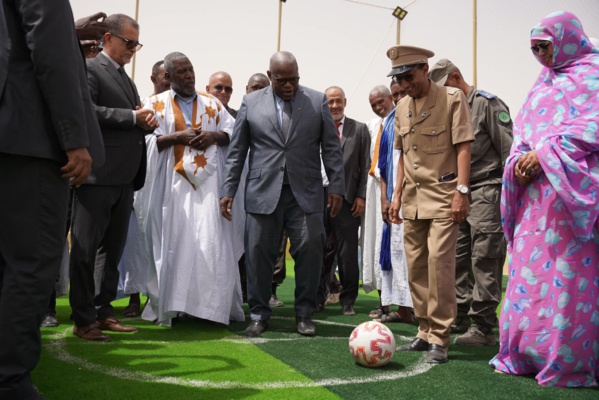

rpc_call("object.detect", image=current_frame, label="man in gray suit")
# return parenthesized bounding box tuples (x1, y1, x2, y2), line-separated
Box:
(69, 13, 157, 341)
(0, 0, 104, 397)
(318, 86, 370, 316)
(221, 51, 345, 337)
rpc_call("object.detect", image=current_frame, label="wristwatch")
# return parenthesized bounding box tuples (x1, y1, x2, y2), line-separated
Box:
(456, 185, 469, 195)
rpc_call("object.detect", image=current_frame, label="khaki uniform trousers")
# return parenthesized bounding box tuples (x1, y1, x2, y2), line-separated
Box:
(404, 217, 458, 347)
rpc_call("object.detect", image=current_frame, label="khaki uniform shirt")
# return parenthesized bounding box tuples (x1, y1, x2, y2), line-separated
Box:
(467, 87, 513, 187)
(394, 81, 474, 219)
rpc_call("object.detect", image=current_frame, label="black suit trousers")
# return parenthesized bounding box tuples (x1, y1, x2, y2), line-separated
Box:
(0, 153, 69, 397)
(319, 197, 361, 307)
(69, 184, 134, 327)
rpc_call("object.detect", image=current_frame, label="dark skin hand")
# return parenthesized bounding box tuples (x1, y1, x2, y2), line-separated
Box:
(380, 179, 391, 224)
(79, 39, 101, 58)
(451, 191, 470, 224)
(388, 195, 403, 225)
(351, 197, 365, 218)
(220, 197, 234, 221)
(327, 193, 343, 218)
(189, 130, 230, 150)
(75, 12, 107, 40)
(515, 150, 541, 185)
(381, 197, 391, 224)
(221, 193, 343, 221)
(61, 147, 92, 187)
(157, 128, 230, 152)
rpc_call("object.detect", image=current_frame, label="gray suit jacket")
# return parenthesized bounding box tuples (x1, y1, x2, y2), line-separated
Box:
(0, 0, 104, 166)
(339, 117, 371, 204)
(86, 52, 146, 189)
(222, 85, 345, 214)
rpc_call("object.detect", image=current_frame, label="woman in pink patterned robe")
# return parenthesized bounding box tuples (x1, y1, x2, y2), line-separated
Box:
(490, 11, 599, 387)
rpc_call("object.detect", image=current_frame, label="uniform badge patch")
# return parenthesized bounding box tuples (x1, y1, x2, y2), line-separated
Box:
(498, 111, 511, 124)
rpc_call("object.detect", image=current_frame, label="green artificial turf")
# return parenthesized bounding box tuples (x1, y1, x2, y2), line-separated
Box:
(33, 263, 597, 400)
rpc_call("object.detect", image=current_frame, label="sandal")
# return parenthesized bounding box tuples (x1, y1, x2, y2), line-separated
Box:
(377, 311, 402, 323)
(122, 303, 140, 318)
(368, 305, 391, 319)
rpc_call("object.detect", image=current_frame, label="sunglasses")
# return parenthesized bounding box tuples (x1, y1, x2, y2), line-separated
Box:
(213, 85, 233, 94)
(531, 41, 551, 54)
(272, 76, 299, 85)
(392, 65, 423, 84)
(110, 33, 143, 51)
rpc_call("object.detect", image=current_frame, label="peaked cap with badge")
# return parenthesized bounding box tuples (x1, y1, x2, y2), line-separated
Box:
(386, 45, 435, 76)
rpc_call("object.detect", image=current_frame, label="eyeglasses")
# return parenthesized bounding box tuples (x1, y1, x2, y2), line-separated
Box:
(392, 65, 422, 84)
(531, 41, 551, 54)
(272, 76, 300, 85)
(110, 33, 143, 51)
(213, 85, 233, 94)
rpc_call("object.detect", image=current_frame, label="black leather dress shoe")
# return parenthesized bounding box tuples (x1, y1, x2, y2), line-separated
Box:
(397, 337, 429, 351)
(41, 313, 59, 328)
(341, 304, 356, 316)
(426, 344, 448, 364)
(244, 320, 268, 337)
(296, 317, 316, 336)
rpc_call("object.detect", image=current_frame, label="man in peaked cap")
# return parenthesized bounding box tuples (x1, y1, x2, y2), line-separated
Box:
(428, 59, 513, 346)
(387, 45, 474, 363)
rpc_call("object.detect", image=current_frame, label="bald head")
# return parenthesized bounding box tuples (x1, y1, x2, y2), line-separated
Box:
(206, 71, 234, 107)
(269, 51, 298, 71)
(246, 73, 270, 94)
(267, 51, 299, 101)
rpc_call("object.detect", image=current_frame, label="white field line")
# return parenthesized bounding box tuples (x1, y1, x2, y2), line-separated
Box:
(44, 318, 434, 390)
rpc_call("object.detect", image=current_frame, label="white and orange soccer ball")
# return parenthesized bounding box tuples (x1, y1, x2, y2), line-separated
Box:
(349, 321, 396, 367)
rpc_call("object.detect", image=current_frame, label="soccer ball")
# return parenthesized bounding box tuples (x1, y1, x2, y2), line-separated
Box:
(349, 321, 396, 367)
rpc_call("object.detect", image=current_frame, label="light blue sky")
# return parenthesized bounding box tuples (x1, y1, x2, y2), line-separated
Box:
(70, 0, 599, 123)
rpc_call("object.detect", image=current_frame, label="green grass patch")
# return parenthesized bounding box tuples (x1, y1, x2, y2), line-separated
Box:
(33, 263, 597, 399)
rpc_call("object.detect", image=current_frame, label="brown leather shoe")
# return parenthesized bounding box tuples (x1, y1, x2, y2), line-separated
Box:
(73, 323, 110, 341)
(97, 317, 138, 332)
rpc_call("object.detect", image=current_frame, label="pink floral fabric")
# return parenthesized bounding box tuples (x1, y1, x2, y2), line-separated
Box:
(490, 11, 599, 387)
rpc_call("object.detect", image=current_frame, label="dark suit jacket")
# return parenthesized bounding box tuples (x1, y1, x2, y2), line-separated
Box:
(222, 85, 345, 214)
(86, 52, 146, 189)
(0, 0, 104, 166)
(339, 117, 371, 204)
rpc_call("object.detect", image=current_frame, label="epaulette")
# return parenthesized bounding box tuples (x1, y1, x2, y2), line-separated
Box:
(477, 89, 497, 100)
(446, 87, 459, 95)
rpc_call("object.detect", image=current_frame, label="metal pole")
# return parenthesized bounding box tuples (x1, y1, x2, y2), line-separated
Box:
(277, 1, 283, 51)
(472, 0, 477, 86)
(396, 20, 401, 44)
(131, 0, 140, 81)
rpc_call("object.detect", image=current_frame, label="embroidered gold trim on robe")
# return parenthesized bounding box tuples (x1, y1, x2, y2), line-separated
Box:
(171, 94, 202, 190)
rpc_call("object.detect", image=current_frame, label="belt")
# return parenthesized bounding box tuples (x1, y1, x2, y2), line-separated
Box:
(470, 169, 502, 185)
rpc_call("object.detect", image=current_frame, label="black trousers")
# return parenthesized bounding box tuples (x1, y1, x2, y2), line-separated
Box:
(69, 183, 134, 327)
(318, 197, 361, 307)
(0, 153, 69, 398)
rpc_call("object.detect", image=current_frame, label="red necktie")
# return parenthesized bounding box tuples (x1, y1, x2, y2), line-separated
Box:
(335, 122, 342, 140)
